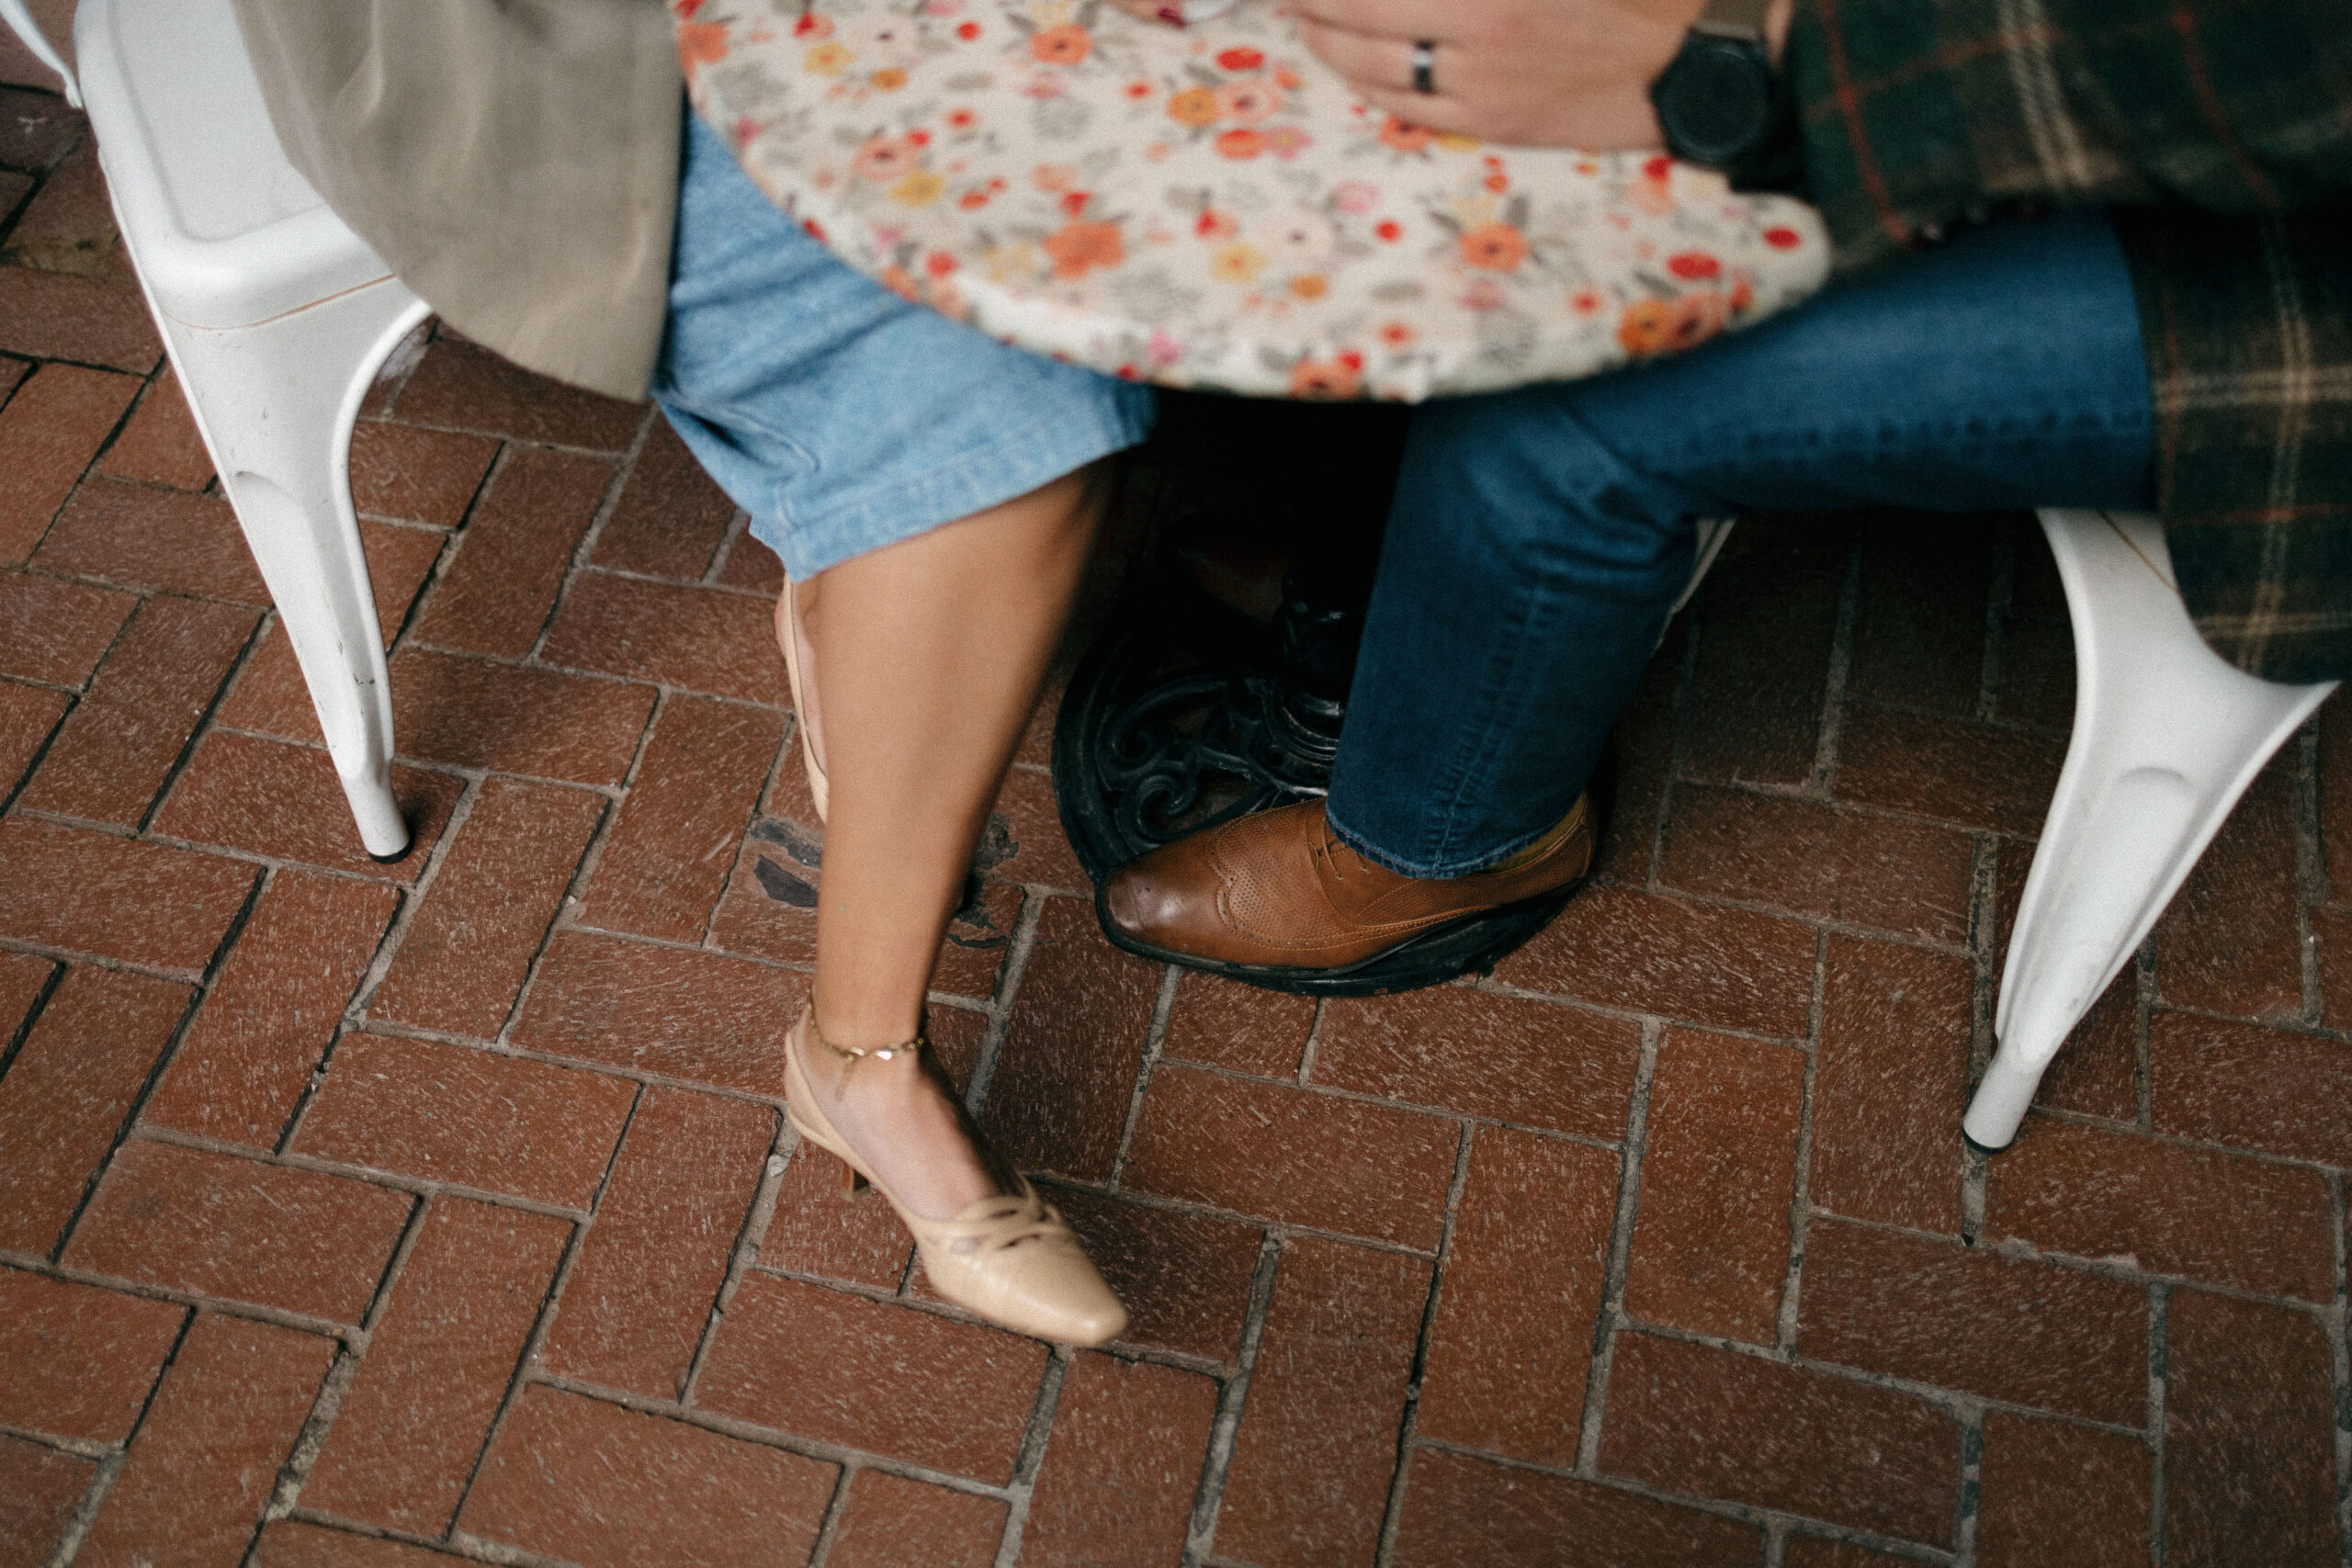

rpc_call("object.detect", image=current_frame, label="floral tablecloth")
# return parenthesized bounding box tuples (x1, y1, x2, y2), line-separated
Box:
(675, 0, 1830, 400)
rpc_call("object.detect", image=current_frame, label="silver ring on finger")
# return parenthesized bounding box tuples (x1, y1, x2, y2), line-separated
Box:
(1410, 39, 1437, 96)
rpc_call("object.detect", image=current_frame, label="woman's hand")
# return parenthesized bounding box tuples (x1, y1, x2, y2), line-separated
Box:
(1289, 0, 1701, 149)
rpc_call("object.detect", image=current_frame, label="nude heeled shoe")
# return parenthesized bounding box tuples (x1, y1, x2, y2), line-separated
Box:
(783, 1006, 1128, 1346)
(776, 582, 829, 821)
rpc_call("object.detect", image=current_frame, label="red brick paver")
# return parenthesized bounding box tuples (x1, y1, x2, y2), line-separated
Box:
(1, 93, 2345, 1567)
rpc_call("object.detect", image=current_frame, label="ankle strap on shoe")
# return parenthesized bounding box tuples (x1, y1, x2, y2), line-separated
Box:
(807, 1010, 926, 1062)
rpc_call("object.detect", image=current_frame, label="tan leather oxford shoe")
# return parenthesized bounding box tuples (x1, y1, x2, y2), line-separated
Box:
(1097, 795, 1593, 995)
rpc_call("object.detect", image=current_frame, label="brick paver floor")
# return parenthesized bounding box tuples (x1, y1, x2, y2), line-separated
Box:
(1, 45, 2347, 1568)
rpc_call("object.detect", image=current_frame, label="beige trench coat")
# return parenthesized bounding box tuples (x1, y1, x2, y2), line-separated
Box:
(230, 0, 683, 400)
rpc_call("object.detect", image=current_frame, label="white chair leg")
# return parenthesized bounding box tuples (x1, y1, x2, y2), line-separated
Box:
(1963, 510, 2337, 1151)
(153, 278, 430, 860)
(1670, 517, 1735, 622)
(0, 0, 81, 104)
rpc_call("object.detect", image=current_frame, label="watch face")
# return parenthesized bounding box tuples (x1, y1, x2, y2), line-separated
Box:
(1655, 33, 1772, 166)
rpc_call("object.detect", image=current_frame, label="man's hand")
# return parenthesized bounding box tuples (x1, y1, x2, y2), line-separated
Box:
(1287, 0, 1699, 149)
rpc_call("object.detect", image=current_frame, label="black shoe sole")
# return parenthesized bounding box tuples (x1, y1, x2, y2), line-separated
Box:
(1092, 881, 1582, 998)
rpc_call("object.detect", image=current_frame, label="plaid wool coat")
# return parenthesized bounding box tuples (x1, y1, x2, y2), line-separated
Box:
(1782, 0, 2352, 683)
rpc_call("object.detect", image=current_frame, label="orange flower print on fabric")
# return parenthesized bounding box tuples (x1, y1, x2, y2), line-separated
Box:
(1031, 25, 1091, 65)
(1210, 241, 1266, 283)
(1289, 353, 1363, 400)
(1044, 220, 1125, 280)
(1167, 86, 1220, 127)
(1459, 223, 1528, 272)
(1617, 298, 1673, 355)
(673, 0, 1831, 399)
(1379, 116, 1435, 153)
(1619, 292, 1729, 356)
(677, 22, 729, 73)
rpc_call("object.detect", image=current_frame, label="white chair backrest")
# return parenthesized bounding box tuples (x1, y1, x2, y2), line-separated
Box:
(72, 0, 391, 329)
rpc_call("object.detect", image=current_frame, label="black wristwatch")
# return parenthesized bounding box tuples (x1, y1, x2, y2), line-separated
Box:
(1649, 0, 1790, 182)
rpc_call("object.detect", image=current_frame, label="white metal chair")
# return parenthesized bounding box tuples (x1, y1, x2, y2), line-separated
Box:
(1962, 510, 2337, 1148)
(1679, 511, 2333, 1150)
(8, 0, 423, 859)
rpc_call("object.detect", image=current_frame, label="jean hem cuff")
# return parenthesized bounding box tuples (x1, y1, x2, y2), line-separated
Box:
(1323, 802, 1559, 881)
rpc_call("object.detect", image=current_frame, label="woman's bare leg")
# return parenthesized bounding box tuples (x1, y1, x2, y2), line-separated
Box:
(787, 461, 1110, 1219)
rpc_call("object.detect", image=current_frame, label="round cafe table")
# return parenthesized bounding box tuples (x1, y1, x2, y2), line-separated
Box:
(676, 0, 1829, 400)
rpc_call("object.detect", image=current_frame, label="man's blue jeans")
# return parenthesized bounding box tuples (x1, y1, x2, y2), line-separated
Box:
(1323, 209, 2158, 876)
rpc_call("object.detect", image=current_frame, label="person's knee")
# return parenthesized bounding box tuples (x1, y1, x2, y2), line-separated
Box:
(1396, 391, 1691, 581)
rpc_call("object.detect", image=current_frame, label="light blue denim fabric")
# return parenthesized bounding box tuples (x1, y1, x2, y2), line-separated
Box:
(1326, 209, 2157, 877)
(653, 112, 1157, 580)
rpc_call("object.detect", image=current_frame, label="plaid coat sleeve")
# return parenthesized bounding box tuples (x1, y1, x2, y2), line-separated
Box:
(1782, 0, 2352, 682)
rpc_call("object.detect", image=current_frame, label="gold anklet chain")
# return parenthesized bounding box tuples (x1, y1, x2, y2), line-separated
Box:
(807, 1011, 927, 1063)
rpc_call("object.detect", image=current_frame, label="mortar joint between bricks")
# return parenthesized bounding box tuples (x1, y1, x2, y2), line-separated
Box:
(1110, 964, 1182, 1183)
(343, 768, 491, 1025)
(1976, 523, 2017, 725)
(1374, 1131, 1476, 1568)
(988, 1348, 1070, 1568)
(1575, 1018, 1662, 1475)
(1646, 611, 1705, 890)
(700, 506, 758, 589)
(135, 604, 271, 839)
(1777, 1011, 1821, 1348)
(47, 974, 212, 1268)
(2330, 1168, 2352, 1568)
(0, 1424, 113, 1462)
(1294, 995, 1328, 1084)
(681, 1116, 797, 1404)
(1411, 1437, 1963, 1564)
(2148, 1281, 2172, 1565)
(267, 1343, 368, 1523)
(2293, 723, 2329, 1027)
(515, 405, 657, 669)
(0, 949, 62, 1086)
(520, 1370, 1028, 1505)
(440, 1209, 605, 1548)
(1183, 1230, 1285, 1564)
(0, 1248, 376, 1348)
(800, 1463, 860, 1568)
(1953, 1407, 1984, 1567)
(965, 889, 1048, 1115)
(41, 1448, 124, 1568)
(1803, 534, 1862, 798)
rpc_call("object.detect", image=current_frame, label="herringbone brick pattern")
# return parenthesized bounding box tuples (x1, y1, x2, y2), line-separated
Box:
(1, 49, 2347, 1568)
